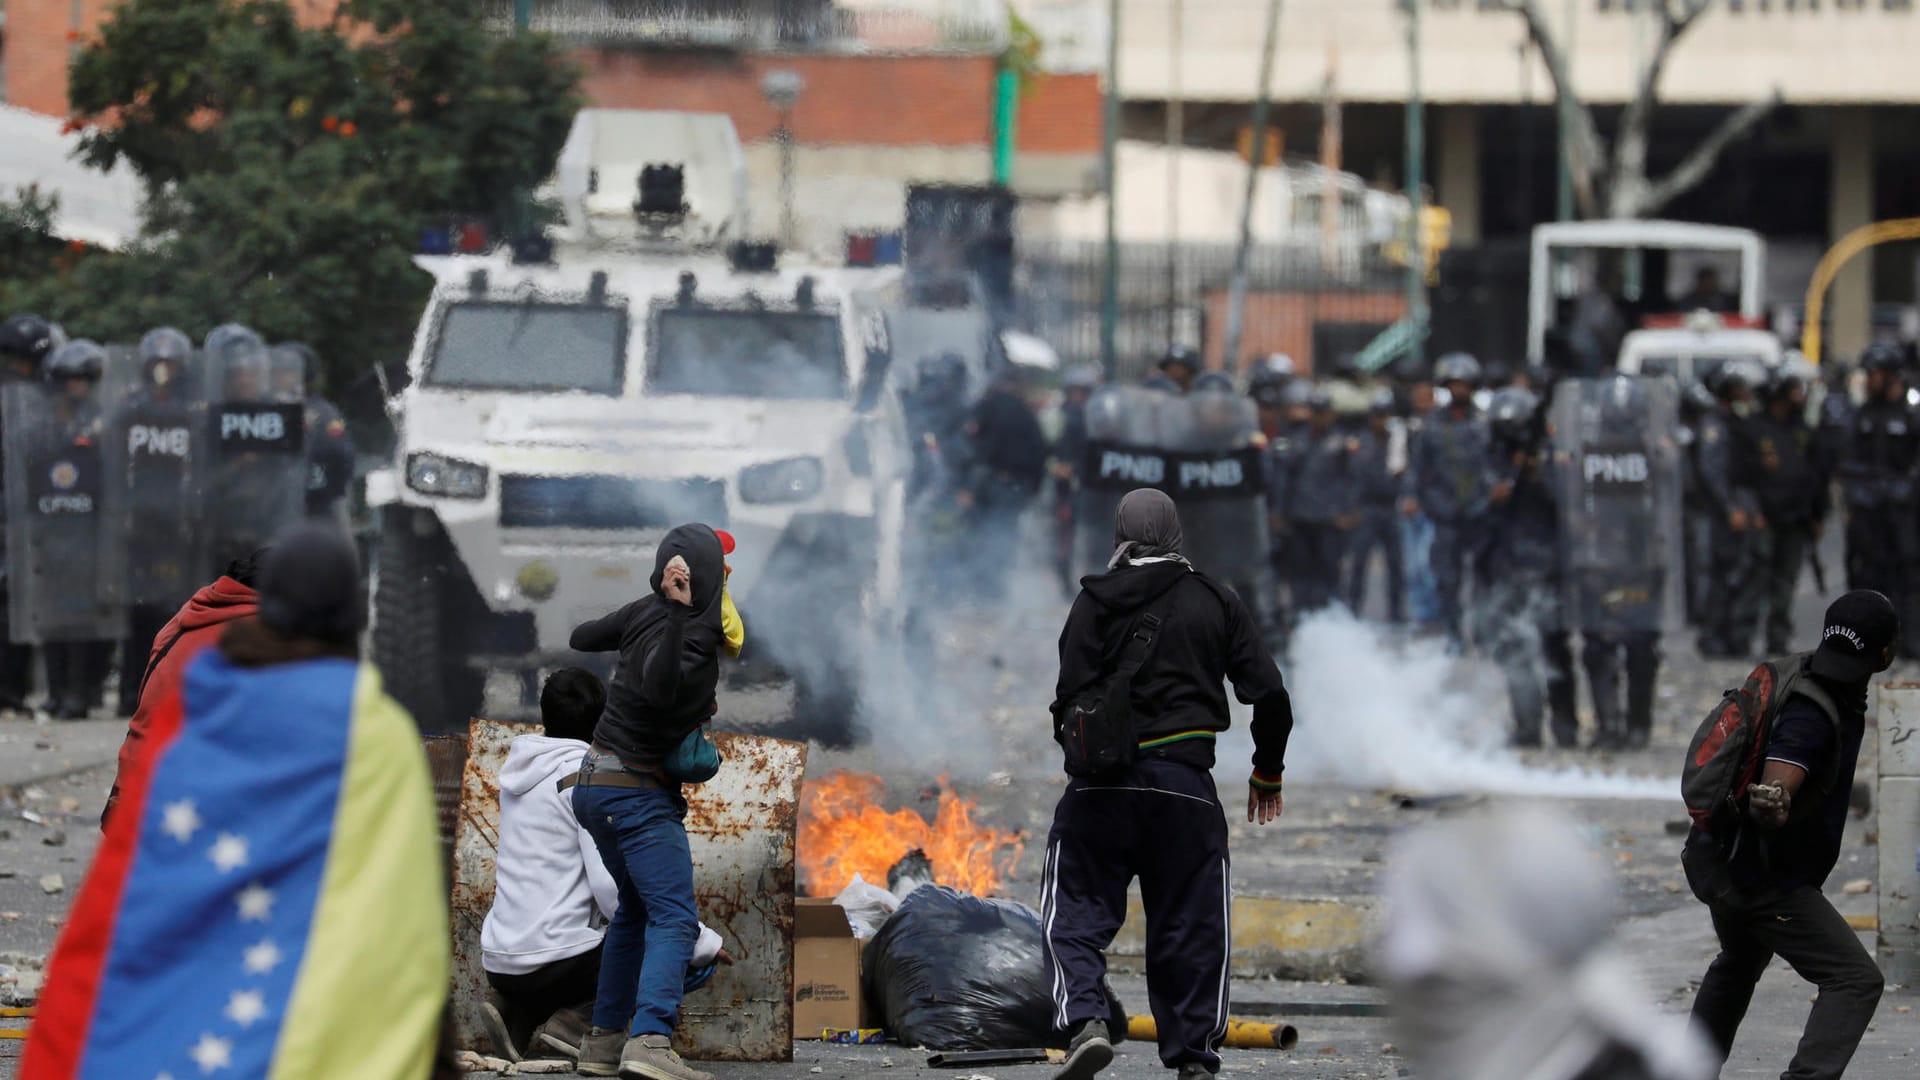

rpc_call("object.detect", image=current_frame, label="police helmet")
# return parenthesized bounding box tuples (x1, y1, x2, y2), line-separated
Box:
(1368, 388, 1396, 415)
(1714, 357, 1768, 396)
(45, 339, 107, 383)
(0, 314, 60, 369)
(271, 341, 318, 386)
(139, 326, 193, 367)
(205, 322, 266, 366)
(1141, 372, 1181, 394)
(1768, 353, 1819, 398)
(1192, 370, 1236, 395)
(1860, 342, 1907, 374)
(1682, 380, 1718, 415)
(1158, 345, 1200, 374)
(1062, 364, 1101, 391)
(1487, 387, 1539, 443)
(1262, 353, 1296, 379)
(1433, 352, 1483, 387)
(1306, 386, 1335, 412)
(1280, 379, 1318, 410)
(1251, 380, 1288, 409)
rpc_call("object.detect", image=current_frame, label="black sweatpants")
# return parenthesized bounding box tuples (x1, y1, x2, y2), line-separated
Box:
(487, 944, 602, 1032)
(1040, 759, 1229, 1071)
(1690, 885, 1884, 1080)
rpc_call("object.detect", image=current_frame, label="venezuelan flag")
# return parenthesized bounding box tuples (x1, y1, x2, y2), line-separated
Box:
(25, 650, 449, 1080)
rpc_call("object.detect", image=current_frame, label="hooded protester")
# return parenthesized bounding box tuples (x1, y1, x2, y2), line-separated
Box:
(480, 668, 727, 1065)
(101, 549, 265, 829)
(27, 522, 448, 1080)
(1380, 812, 1716, 1080)
(566, 524, 727, 1080)
(1044, 489, 1294, 1080)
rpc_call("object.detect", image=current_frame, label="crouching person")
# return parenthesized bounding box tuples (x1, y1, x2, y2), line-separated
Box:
(567, 525, 729, 1080)
(481, 668, 727, 1064)
(1044, 490, 1295, 1080)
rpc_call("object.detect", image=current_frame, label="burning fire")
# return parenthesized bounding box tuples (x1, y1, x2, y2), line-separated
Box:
(799, 770, 1024, 898)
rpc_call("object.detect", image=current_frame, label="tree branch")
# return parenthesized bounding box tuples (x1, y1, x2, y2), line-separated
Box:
(1498, 0, 1607, 217)
(1636, 90, 1781, 218)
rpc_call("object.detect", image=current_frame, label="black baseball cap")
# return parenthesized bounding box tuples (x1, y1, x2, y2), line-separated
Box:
(1809, 590, 1900, 684)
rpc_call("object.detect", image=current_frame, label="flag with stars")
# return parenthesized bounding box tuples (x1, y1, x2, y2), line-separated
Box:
(24, 648, 449, 1080)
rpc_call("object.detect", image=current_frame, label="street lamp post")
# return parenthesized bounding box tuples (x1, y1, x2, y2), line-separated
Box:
(761, 70, 806, 249)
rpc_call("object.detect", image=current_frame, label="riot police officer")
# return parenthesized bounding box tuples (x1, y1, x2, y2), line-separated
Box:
(1747, 356, 1827, 655)
(1278, 389, 1355, 615)
(1479, 387, 1575, 747)
(1403, 353, 1494, 648)
(1265, 380, 1317, 635)
(1051, 365, 1101, 596)
(0, 315, 63, 710)
(1345, 389, 1405, 622)
(1157, 345, 1200, 395)
(115, 328, 200, 715)
(200, 324, 305, 576)
(37, 341, 114, 718)
(1838, 343, 1920, 656)
(1677, 380, 1718, 629)
(270, 342, 355, 520)
(1696, 359, 1768, 658)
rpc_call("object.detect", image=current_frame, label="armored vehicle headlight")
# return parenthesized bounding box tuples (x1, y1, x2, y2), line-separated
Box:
(407, 451, 489, 499)
(739, 457, 824, 505)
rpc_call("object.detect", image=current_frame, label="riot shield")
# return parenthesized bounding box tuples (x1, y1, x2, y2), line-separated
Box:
(1548, 375, 1683, 635)
(197, 337, 305, 575)
(3, 376, 129, 643)
(114, 345, 204, 610)
(1075, 386, 1269, 580)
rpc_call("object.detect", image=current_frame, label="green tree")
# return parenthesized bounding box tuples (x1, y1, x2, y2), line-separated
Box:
(0, 0, 580, 393)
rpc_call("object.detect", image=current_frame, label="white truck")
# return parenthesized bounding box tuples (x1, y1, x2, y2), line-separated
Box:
(365, 110, 910, 740)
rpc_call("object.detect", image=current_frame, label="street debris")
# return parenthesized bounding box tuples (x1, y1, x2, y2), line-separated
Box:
(452, 1049, 571, 1073)
(1842, 878, 1872, 895)
(0, 952, 46, 1006)
(42, 830, 67, 847)
(38, 873, 63, 895)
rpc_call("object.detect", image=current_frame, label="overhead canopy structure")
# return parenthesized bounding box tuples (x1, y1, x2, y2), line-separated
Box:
(0, 106, 144, 250)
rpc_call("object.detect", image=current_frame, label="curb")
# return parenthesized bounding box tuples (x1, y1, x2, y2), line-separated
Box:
(1108, 896, 1376, 983)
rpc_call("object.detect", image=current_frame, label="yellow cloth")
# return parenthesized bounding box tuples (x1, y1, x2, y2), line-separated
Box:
(721, 580, 745, 659)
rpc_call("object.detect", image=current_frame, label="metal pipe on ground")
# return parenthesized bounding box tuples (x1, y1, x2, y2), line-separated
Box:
(1127, 1015, 1299, 1051)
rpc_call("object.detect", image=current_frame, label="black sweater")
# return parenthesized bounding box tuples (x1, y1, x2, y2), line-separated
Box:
(1051, 560, 1294, 781)
(570, 524, 726, 772)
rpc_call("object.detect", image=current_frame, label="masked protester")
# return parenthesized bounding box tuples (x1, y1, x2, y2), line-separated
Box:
(1685, 591, 1894, 1080)
(1044, 489, 1294, 1080)
(565, 525, 727, 1080)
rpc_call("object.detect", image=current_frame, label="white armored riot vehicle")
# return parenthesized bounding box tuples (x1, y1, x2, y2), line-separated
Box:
(366, 110, 909, 739)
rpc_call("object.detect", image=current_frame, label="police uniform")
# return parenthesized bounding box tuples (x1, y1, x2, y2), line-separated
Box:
(1839, 393, 1920, 657)
(1283, 420, 1357, 615)
(1406, 406, 1494, 646)
(1696, 402, 1764, 657)
(1749, 405, 1827, 655)
(1344, 418, 1404, 622)
(304, 396, 355, 520)
(1481, 448, 1575, 747)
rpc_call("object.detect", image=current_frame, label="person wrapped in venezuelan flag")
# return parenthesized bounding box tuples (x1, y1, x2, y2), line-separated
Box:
(25, 521, 449, 1080)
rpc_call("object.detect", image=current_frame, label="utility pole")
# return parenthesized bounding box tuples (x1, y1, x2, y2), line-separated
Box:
(1221, 0, 1283, 378)
(1405, 0, 1426, 369)
(1557, 0, 1576, 222)
(1100, 0, 1122, 378)
(1166, 0, 1184, 352)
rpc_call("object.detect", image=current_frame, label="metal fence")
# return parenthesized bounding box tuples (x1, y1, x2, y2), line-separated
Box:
(1013, 238, 1409, 382)
(484, 0, 1007, 51)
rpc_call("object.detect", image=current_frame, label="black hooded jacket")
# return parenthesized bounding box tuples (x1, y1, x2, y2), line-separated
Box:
(570, 524, 726, 772)
(1052, 560, 1294, 777)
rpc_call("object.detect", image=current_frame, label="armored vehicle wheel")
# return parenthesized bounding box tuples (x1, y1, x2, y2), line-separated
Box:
(373, 507, 485, 732)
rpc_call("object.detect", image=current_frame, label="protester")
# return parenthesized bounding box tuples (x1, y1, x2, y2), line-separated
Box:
(567, 524, 727, 1080)
(1380, 812, 1715, 1080)
(100, 549, 265, 829)
(481, 668, 727, 1064)
(1685, 591, 1892, 1080)
(1043, 489, 1294, 1080)
(716, 530, 745, 659)
(26, 521, 447, 1080)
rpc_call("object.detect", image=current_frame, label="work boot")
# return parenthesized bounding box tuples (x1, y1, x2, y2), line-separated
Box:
(619, 1033, 714, 1080)
(532, 1005, 591, 1060)
(577, 1027, 624, 1077)
(1057, 1019, 1115, 1080)
(477, 994, 521, 1063)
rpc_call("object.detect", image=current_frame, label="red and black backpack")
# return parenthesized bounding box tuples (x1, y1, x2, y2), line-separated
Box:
(1682, 652, 1841, 842)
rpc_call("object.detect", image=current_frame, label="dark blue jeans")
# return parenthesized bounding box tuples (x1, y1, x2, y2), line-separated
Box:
(573, 784, 699, 1037)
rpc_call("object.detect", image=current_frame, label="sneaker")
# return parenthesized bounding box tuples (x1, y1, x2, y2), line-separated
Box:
(532, 1005, 592, 1060)
(619, 1033, 714, 1080)
(1056, 1019, 1115, 1080)
(477, 997, 521, 1063)
(578, 1027, 625, 1077)
(1176, 1065, 1218, 1080)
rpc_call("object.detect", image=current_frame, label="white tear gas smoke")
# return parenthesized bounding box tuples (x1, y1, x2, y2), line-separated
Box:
(1231, 608, 1677, 800)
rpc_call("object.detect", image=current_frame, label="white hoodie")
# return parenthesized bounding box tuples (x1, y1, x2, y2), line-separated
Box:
(481, 735, 722, 976)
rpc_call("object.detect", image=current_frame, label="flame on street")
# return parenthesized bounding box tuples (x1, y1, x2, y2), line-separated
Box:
(799, 770, 1025, 898)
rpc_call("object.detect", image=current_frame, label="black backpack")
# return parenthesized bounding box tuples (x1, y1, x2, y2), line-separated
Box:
(1681, 653, 1840, 848)
(1056, 584, 1181, 778)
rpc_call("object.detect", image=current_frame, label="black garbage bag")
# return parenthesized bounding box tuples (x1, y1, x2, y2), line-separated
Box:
(862, 884, 1125, 1051)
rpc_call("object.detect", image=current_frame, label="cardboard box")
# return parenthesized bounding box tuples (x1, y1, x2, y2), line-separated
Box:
(793, 899, 863, 1038)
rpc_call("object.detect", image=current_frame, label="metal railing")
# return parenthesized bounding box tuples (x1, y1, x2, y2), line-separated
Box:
(484, 1, 1007, 52)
